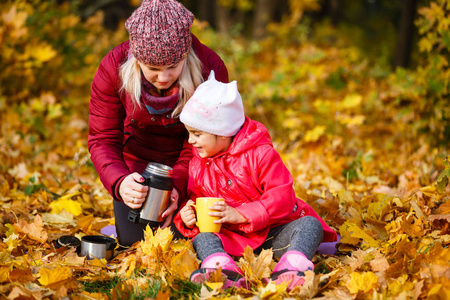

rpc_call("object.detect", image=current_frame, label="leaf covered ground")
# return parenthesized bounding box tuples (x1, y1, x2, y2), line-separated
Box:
(1, 1, 450, 299)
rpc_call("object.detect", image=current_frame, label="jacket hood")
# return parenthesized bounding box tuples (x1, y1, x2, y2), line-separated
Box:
(230, 116, 272, 155)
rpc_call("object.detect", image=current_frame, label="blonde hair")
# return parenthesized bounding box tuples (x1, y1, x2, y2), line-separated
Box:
(119, 48, 204, 117)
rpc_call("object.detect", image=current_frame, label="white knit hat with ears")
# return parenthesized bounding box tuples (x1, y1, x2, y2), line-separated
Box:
(180, 70, 245, 136)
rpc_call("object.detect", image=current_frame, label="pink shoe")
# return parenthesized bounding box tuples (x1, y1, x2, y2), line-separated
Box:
(269, 250, 313, 291)
(190, 253, 248, 289)
(271, 270, 306, 289)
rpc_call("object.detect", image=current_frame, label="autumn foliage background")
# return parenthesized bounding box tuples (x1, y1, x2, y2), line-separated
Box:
(0, 0, 449, 299)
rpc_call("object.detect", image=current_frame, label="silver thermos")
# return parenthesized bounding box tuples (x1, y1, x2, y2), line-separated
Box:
(128, 162, 173, 226)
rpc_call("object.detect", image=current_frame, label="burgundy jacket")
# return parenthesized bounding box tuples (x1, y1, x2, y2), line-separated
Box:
(88, 35, 229, 201)
(174, 117, 337, 256)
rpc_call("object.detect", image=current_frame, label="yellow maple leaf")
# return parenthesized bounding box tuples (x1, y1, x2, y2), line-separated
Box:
(4, 224, 20, 252)
(345, 271, 378, 294)
(418, 37, 433, 53)
(88, 257, 108, 268)
(386, 274, 416, 296)
(340, 93, 362, 109)
(170, 247, 199, 280)
(29, 42, 57, 63)
(205, 282, 224, 290)
(239, 246, 273, 281)
(50, 193, 83, 216)
(258, 281, 287, 298)
(304, 125, 326, 142)
(141, 226, 173, 255)
(115, 253, 137, 277)
(336, 114, 365, 127)
(77, 215, 95, 233)
(38, 265, 72, 286)
(339, 221, 379, 249)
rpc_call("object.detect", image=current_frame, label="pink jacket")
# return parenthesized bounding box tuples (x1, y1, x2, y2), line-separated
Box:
(88, 35, 228, 201)
(174, 117, 337, 256)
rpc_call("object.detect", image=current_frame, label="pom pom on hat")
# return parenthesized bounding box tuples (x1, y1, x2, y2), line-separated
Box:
(125, 0, 194, 66)
(180, 71, 245, 137)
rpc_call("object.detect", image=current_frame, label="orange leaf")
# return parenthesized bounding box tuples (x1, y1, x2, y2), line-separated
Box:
(14, 214, 48, 244)
(9, 267, 35, 283)
(0, 267, 9, 283)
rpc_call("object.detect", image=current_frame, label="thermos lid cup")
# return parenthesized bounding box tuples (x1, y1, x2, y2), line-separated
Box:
(55, 235, 81, 249)
(144, 162, 173, 177)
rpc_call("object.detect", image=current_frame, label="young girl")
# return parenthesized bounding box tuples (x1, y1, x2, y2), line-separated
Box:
(173, 71, 337, 290)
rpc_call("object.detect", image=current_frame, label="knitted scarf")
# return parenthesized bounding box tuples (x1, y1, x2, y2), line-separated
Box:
(141, 76, 179, 115)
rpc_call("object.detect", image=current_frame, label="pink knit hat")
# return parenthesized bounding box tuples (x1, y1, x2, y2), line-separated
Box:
(180, 71, 245, 137)
(125, 0, 194, 66)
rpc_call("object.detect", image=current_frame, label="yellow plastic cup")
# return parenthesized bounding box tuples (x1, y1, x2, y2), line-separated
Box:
(190, 197, 224, 233)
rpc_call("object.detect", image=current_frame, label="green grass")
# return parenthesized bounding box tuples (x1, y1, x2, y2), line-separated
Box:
(80, 275, 201, 299)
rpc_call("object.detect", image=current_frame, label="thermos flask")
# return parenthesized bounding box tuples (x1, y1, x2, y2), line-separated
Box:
(128, 162, 173, 226)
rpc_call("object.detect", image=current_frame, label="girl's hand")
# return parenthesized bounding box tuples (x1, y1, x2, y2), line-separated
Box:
(180, 200, 197, 229)
(119, 173, 148, 209)
(160, 188, 180, 229)
(209, 201, 247, 224)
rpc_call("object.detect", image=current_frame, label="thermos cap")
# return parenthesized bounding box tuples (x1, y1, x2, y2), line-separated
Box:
(55, 235, 81, 248)
(144, 162, 173, 178)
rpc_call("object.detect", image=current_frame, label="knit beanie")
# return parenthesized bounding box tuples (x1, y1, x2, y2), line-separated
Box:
(125, 0, 194, 66)
(180, 71, 245, 137)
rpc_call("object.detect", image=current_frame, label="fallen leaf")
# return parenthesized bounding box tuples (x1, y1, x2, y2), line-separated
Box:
(344, 271, 378, 294)
(38, 265, 72, 287)
(14, 215, 48, 244)
(239, 246, 273, 282)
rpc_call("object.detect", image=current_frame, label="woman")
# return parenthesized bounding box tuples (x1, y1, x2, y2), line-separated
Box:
(88, 0, 228, 246)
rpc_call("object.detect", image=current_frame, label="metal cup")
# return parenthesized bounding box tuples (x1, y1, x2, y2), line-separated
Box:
(80, 235, 116, 260)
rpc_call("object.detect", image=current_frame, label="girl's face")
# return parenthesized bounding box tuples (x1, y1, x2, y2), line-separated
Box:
(185, 125, 232, 158)
(138, 59, 185, 91)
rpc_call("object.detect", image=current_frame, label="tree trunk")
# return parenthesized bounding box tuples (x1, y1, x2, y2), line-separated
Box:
(328, 0, 341, 26)
(214, 0, 232, 34)
(197, 0, 215, 27)
(393, 0, 417, 69)
(252, 0, 275, 39)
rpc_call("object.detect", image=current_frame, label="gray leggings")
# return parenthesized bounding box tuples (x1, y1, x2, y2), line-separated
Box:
(193, 216, 323, 261)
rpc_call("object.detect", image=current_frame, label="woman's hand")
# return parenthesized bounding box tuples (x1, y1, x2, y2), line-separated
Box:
(210, 201, 247, 224)
(119, 173, 148, 209)
(179, 200, 197, 229)
(160, 188, 180, 229)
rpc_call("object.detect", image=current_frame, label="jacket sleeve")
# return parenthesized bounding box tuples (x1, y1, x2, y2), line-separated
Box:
(235, 146, 299, 232)
(173, 200, 200, 238)
(172, 139, 193, 201)
(173, 180, 201, 237)
(88, 48, 131, 200)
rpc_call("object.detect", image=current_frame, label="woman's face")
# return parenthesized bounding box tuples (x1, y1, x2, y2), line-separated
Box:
(138, 59, 186, 90)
